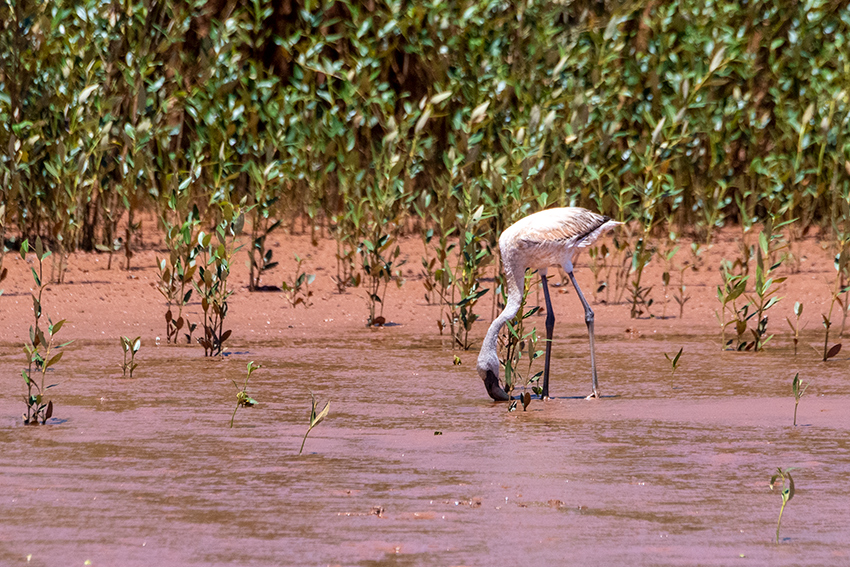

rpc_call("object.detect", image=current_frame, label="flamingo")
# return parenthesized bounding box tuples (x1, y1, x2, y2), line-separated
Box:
(477, 207, 622, 401)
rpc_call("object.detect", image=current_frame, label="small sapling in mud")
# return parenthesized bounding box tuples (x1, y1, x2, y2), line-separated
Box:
(745, 232, 786, 352)
(195, 202, 244, 356)
(299, 391, 330, 455)
(184, 321, 198, 344)
(769, 467, 796, 543)
(156, 206, 199, 345)
(499, 272, 543, 397)
(246, 187, 282, 291)
(20, 238, 73, 424)
(282, 254, 315, 308)
(786, 302, 804, 356)
(230, 361, 260, 428)
(716, 264, 749, 350)
(587, 244, 609, 303)
(358, 234, 403, 327)
(672, 263, 691, 319)
(820, 274, 845, 361)
(791, 373, 809, 426)
(822, 246, 850, 357)
(120, 336, 141, 377)
(660, 244, 678, 318)
(435, 202, 491, 348)
(664, 347, 683, 386)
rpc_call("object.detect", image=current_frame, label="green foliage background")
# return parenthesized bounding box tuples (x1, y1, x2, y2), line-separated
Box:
(1, 0, 849, 251)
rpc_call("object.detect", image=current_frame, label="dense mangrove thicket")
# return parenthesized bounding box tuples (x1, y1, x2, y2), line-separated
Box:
(1, 0, 850, 270)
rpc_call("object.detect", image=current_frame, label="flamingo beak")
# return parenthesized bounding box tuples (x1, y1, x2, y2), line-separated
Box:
(484, 369, 510, 402)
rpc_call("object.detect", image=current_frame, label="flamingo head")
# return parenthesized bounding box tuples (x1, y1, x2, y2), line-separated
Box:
(477, 355, 510, 402)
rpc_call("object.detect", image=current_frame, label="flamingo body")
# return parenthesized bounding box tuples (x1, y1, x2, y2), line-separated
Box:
(477, 207, 621, 401)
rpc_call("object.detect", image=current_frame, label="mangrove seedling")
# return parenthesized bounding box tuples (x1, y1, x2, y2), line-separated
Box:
(418, 226, 440, 305)
(299, 391, 330, 455)
(358, 233, 403, 326)
(184, 320, 198, 344)
(282, 254, 315, 308)
(421, 253, 438, 305)
(629, 237, 655, 318)
(156, 204, 200, 344)
(195, 202, 244, 356)
(664, 347, 683, 386)
(245, 160, 283, 291)
(120, 336, 141, 377)
(821, 250, 848, 361)
(94, 237, 123, 270)
(329, 203, 363, 293)
(673, 262, 691, 320)
(791, 373, 810, 426)
(587, 244, 610, 303)
(660, 245, 679, 318)
(20, 238, 72, 424)
(438, 201, 492, 349)
(746, 232, 786, 351)
(769, 467, 796, 544)
(716, 266, 748, 350)
(0, 203, 6, 296)
(820, 284, 844, 360)
(499, 271, 543, 396)
(786, 302, 804, 356)
(230, 361, 260, 428)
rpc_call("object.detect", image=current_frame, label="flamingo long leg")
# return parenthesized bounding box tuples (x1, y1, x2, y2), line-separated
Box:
(540, 275, 555, 399)
(567, 270, 599, 398)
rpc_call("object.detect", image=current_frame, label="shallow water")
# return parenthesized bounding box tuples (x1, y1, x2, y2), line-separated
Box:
(1, 327, 849, 566)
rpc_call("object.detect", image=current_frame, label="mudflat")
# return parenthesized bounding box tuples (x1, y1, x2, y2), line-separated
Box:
(1, 223, 848, 566)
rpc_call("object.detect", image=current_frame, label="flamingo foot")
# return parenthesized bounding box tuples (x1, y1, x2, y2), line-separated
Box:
(585, 391, 600, 400)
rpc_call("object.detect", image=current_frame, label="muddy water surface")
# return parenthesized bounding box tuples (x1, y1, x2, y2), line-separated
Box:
(1, 327, 849, 566)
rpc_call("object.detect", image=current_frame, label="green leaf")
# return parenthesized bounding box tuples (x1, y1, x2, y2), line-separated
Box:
(50, 319, 65, 335)
(758, 232, 768, 256)
(45, 352, 63, 369)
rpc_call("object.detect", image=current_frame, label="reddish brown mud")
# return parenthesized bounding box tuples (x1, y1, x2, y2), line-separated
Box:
(1, 224, 849, 566)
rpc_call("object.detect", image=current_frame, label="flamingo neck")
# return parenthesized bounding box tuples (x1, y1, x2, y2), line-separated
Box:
(479, 266, 524, 375)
